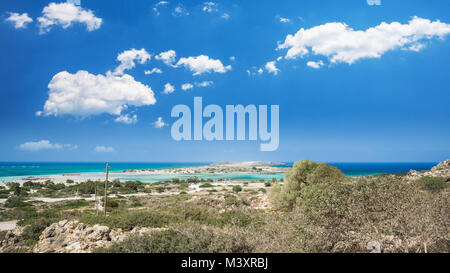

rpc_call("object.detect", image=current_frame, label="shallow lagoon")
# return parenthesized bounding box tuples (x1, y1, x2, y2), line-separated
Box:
(0, 162, 438, 184)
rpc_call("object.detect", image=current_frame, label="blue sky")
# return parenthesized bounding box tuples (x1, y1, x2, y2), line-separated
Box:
(0, 0, 449, 162)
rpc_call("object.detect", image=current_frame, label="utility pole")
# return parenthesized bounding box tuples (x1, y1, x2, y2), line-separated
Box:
(104, 163, 109, 216)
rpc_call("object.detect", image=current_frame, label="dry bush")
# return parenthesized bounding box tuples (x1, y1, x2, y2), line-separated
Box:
(96, 223, 254, 253)
(265, 176, 449, 252)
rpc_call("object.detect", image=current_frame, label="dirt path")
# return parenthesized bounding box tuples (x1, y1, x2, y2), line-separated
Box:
(0, 220, 17, 231)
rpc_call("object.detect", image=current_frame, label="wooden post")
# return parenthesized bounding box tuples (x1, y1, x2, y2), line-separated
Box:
(104, 163, 109, 216)
(95, 181, 98, 215)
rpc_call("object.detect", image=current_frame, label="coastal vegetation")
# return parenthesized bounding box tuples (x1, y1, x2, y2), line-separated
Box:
(0, 160, 449, 253)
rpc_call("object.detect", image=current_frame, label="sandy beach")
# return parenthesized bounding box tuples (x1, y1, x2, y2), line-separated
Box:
(0, 162, 286, 185)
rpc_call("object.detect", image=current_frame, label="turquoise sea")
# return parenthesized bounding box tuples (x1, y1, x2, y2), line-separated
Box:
(0, 162, 438, 183)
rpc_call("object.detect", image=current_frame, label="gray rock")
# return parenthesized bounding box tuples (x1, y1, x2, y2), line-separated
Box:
(45, 227, 56, 238)
(58, 220, 68, 227)
(367, 241, 381, 253)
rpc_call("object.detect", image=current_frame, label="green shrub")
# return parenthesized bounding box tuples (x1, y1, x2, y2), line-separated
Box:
(270, 160, 346, 211)
(0, 206, 36, 222)
(128, 197, 142, 207)
(23, 181, 41, 188)
(155, 187, 165, 193)
(224, 195, 249, 207)
(106, 199, 119, 208)
(199, 183, 214, 188)
(80, 204, 256, 231)
(124, 181, 142, 192)
(45, 182, 65, 191)
(63, 199, 90, 209)
(264, 181, 271, 187)
(6, 182, 20, 193)
(20, 218, 53, 245)
(3, 197, 31, 208)
(177, 182, 188, 190)
(186, 176, 200, 183)
(171, 178, 180, 183)
(232, 185, 242, 193)
(0, 230, 7, 241)
(420, 176, 447, 192)
(3, 248, 29, 253)
(95, 226, 253, 253)
(6, 182, 29, 197)
(77, 181, 96, 194)
(0, 188, 10, 198)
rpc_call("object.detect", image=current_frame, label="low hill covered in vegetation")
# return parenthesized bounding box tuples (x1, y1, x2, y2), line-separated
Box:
(1, 160, 448, 253)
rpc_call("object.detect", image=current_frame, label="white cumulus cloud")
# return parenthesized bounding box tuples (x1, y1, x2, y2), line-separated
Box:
(408, 43, 426, 52)
(153, 117, 168, 128)
(114, 48, 151, 76)
(155, 50, 177, 66)
(176, 55, 231, 76)
(19, 140, 77, 152)
(307, 60, 324, 69)
(38, 1, 102, 33)
(196, 81, 213, 87)
(94, 146, 114, 153)
(163, 83, 175, 94)
(279, 17, 291, 23)
(40, 70, 156, 117)
(114, 114, 138, 124)
(144, 68, 163, 75)
(172, 6, 189, 17)
(6, 12, 33, 29)
(265, 61, 279, 75)
(181, 83, 194, 91)
(203, 2, 218, 13)
(277, 16, 450, 65)
(181, 81, 213, 91)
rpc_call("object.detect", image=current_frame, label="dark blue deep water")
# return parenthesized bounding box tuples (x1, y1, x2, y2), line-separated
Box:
(276, 162, 437, 176)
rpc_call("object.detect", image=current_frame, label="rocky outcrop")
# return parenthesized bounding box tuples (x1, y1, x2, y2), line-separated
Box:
(32, 220, 165, 253)
(0, 226, 24, 252)
(32, 220, 122, 253)
(406, 159, 450, 181)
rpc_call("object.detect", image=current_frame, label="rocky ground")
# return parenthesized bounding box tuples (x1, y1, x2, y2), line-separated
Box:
(1, 220, 166, 253)
(406, 160, 450, 181)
